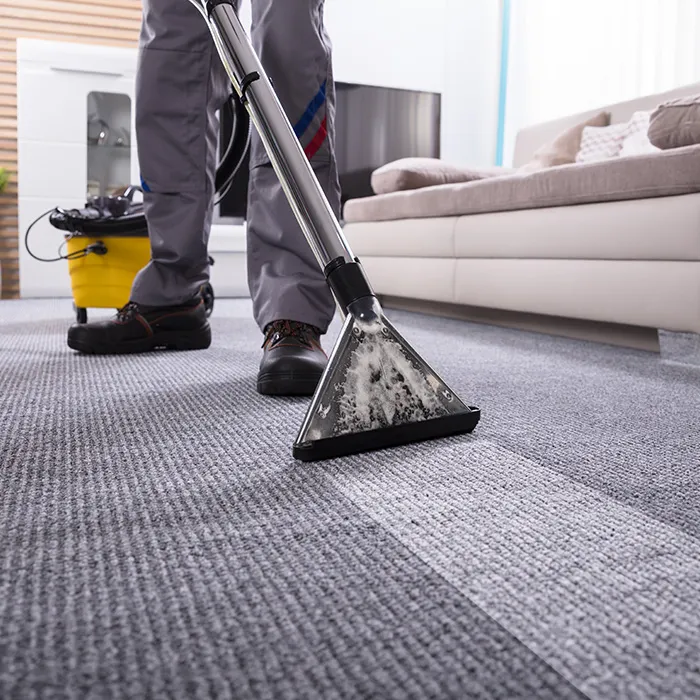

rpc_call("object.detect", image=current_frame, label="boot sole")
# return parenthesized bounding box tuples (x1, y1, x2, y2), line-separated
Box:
(67, 328, 211, 355)
(257, 371, 322, 397)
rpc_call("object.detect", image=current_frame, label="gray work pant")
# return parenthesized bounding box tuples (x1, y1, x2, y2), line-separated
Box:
(130, 0, 339, 334)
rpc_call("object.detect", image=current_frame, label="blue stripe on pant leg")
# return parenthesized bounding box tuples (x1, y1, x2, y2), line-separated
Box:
(293, 80, 327, 138)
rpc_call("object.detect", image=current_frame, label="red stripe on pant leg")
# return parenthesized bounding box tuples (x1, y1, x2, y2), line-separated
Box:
(304, 117, 328, 160)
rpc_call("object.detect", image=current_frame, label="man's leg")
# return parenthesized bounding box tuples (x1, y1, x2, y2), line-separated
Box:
(67, 0, 233, 354)
(130, 0, 232, 306)
(248, 0, 340, 395)
(247, 0, 339, 334)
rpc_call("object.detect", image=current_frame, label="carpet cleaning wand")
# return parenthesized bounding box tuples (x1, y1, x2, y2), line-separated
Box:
(190, 0, 481, 460)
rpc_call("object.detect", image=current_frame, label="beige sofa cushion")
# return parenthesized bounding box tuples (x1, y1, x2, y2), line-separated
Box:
(648, 93, 700, 150)
(343, 145, 700, 223)
(344, 194, 700, 261)
(518, 111, 611, 172)
(371, 157, 513, 195)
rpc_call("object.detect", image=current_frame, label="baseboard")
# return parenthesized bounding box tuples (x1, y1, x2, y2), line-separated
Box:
(209, 251, 250, 298)
(380, 296, 661, 353)
(209, 225, 246, 253)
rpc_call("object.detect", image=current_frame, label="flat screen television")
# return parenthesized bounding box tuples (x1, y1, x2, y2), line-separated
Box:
(215, 81, 441, 222)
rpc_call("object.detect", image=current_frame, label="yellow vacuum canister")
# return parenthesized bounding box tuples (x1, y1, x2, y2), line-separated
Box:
(26, 193, 215, 324)
(65, 233, 152, 322)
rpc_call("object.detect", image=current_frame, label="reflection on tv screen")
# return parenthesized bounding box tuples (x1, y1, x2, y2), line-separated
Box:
(218, 81, 441, 219)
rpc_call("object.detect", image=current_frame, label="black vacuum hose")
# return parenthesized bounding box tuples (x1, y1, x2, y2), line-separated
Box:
(215, 93, 251, 201)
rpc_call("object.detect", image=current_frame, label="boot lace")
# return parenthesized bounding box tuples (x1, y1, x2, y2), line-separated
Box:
(262, 320, 321, 348)
(116, 302, 140, 322)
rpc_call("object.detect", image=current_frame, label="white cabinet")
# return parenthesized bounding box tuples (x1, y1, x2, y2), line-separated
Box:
(17, 39, 139, 298)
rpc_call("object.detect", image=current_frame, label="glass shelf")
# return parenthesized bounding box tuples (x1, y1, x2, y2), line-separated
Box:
(87, 91, 132, 196)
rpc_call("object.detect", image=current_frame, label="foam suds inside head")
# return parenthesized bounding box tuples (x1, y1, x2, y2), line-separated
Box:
(330, 326, 450, 436)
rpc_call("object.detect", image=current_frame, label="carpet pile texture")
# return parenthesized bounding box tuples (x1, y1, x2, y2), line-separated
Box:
(1, 299, 698, 699)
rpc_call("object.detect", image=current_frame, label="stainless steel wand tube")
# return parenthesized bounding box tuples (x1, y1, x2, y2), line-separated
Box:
(192, 0, 356, 272)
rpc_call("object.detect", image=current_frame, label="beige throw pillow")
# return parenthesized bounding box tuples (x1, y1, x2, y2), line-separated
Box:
(371, 158, 514, 195)
(519, 110, 611, 172)
(648, 94, 700, 150)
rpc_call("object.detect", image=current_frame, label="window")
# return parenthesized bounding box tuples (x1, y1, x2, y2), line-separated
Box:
(500, 0, 700, 165)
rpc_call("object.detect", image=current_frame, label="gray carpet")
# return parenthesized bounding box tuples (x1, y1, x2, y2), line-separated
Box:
(1, 298, 699, 700)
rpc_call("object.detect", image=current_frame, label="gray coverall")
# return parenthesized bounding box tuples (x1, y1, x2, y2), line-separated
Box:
(130, 0, 339, 334)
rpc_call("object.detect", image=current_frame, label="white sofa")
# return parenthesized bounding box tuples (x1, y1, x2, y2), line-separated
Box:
(341, 83, 700, 350)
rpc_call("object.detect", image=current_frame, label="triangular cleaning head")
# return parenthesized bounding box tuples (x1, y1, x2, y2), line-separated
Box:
(293, 302, 480, 461)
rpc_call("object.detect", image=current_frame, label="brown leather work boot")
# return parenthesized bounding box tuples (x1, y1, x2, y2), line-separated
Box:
(67, 297, 211, 355)
(257, 319, 327, 396)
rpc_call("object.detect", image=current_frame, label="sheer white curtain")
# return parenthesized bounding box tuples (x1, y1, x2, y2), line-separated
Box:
(501, 0, 700, 165)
